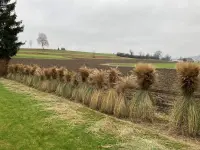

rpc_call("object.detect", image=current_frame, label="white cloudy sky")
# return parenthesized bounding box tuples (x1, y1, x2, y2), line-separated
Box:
(16, 0, 200, 57)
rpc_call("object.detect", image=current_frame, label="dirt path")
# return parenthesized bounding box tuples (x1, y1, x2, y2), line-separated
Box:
(1, 78, 200, 150)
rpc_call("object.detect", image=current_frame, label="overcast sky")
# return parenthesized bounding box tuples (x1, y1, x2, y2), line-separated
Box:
(16, 0, 200, 57)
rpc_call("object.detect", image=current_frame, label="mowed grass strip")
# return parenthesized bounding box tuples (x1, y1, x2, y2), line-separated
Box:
(103, 63, 176, 69)
(0, 83, 117, 150)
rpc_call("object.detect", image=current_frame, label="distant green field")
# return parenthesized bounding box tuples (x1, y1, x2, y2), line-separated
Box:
(14, 54, 71, 60)
(102, 63, 176, 69)
(16, 48, 122, 60)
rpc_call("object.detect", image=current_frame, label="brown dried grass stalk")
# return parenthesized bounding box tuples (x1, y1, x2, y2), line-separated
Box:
(171, 62, 200, 136)
(61, 71, 74, 98)
(114, 94, 129, 118)
(176, 62, 199, 96)
(88, 69, 107, 89)
(108, 67, 121, 88)
(130, 90, 155, 122)
(135, 63, 155, 90)
(79, 66, 90, 82)
(113, 76, 134, 118)
(130, 63, 156, 122)
(101, 88, 118, 114)
(82, 86, 94, 106)
(89, 89, 103, 110)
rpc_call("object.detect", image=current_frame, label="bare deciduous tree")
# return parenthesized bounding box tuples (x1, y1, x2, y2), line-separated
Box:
(37, 33, 49, 49)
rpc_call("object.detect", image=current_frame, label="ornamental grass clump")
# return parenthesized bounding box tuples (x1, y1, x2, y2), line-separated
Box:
(26, 65, 38, 86)
(22, 65, 30, 84)
(130, 63, 156, 122)
(171, 62, 200, 136)
(101, 68, 121, 114)
(62, 71, 74, 98)
(33, 67, 43, 88)
(71, 72, 80, 101)
(39, 68, 51, 92)
(55, 67, 66, 96)
(36, 68, 45, 90)
(47, 67, 58, 93)
(114, 76, 135, 118)
(89, 69, 107, 110)
(75, 66, 91, 103)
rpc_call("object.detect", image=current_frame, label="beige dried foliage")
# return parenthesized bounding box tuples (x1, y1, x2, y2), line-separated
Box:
(108, 67, 122, 88)
(71, 72, 79, 86)
(101, 88, 118, 114)
(63, 70, 72, 83)
(134, 63, 156, 90)
(171, 62, 200, 136)
(82, 86, 94, 106)
(88, 69, 108, 89)
(176, 62, 200, 96)
(50, 67, 57, 79)
(116, 76, 135, 94)
(114, 94, 129, 118)
(79, 66, 91, 82)
(57, 67, 65, 81)
(44, 68, 52, 80)
(89, 90, 103, 110)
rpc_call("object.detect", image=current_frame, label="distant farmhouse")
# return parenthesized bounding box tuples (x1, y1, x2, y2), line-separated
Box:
(172, 58, 194, 62)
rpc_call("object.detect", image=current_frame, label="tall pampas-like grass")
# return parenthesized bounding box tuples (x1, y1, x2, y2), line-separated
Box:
(26, 65, 37, 86)
(89, 69, 107, 110)
(73, 66, 91, 103)
(71, 72, 80, 101)
(130, 63, 156, 122)
(114, 76, 135, 118)
(33, 67, 43, 88)
(62, 71, 74, 98)
(22, 66, 30, 84)
(101, 68, 122, 114)
(47, 67, 59, 93)
(171, 62, 200, 136)
(55, 67, 66, 96)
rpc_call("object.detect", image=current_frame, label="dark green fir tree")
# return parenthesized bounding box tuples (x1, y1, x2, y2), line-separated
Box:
(0, 0, 24, 76)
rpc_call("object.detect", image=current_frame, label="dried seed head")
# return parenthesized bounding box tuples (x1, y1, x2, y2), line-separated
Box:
(108, 67, 122, 87)
(176, 62, 200, 95)
(134, 63, 156, 90)
(116, 76, 135, 93)
(88, 69, 108, 89)
(79, 66, 91, 82)
(51, 67, 57, 79)
(57, 67, 65, 79)
(64, 70, 72, 82)
(44, 68, 52, 79)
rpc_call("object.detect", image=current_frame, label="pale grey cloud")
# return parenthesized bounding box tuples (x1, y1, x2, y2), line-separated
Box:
(16, 0, 200, 57)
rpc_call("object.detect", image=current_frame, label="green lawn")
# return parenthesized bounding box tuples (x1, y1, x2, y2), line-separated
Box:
(102, 63, 176, 69)
(0, 83, 117, 150)
(17, 48, 121, 59)
(14, 53, 71, 60)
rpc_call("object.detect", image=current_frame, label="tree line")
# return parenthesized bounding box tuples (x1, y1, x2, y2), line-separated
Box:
(116, 50, 171, 61)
